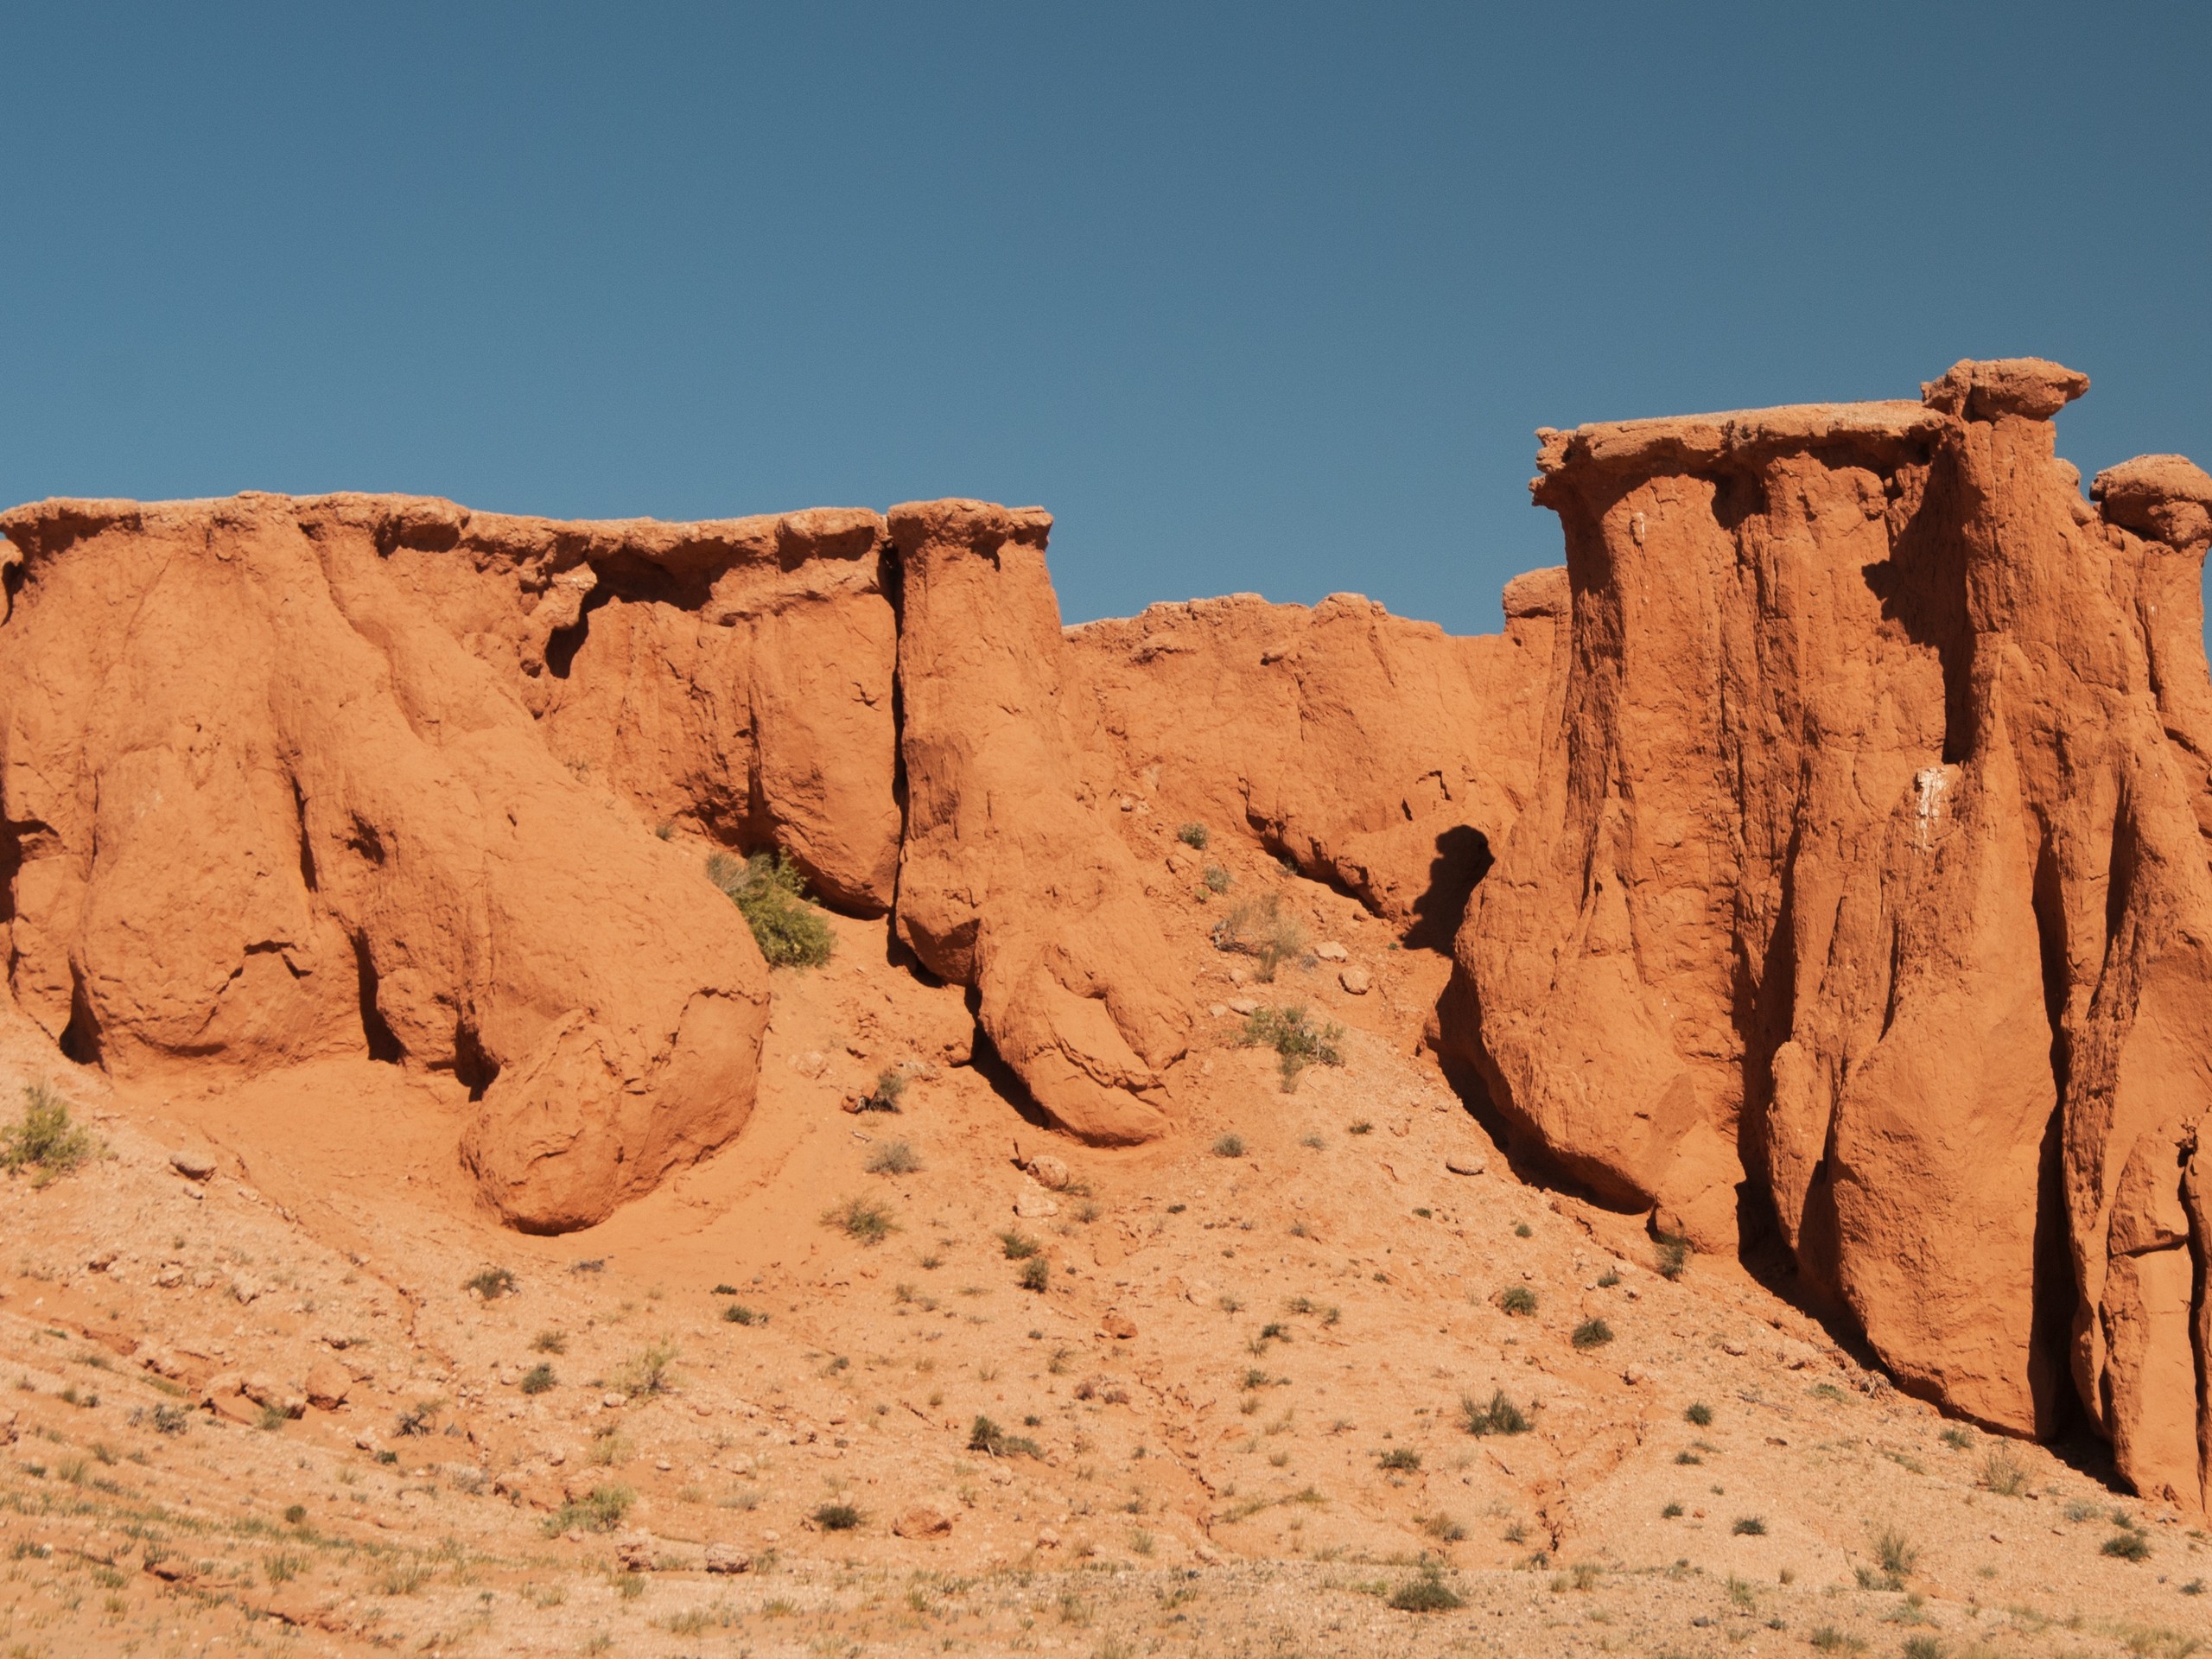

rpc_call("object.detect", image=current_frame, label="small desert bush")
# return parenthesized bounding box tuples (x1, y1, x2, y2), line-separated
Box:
(856, 1068, 906, 1113)
(544, 1485, 633, 1536)
(825, 1195, 897, 1245)
(708, 850, 833, 969)
(1387, 1564, 1462, 1612)
(1460, 1389, 1530, 1437)
(519, 1363, 556, 1395)
(614, 1339, 678, 1398)
(1, 1083, 97, 1185)
(1178, 822, 1209, 849)
(464, 1266, 518, 1300)
(1211, 892, 1309, 981)
(1237, 1005, 1344, 1091)
(968, 1414, 1041, 1459)
(866, 1140, 921, 1175)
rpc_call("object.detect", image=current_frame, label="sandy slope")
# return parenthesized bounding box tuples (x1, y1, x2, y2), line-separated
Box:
(0, 812, 2204, 1656)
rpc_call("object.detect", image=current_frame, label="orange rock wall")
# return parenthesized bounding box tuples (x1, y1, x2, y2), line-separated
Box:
(1443, 359, 2212, 1516)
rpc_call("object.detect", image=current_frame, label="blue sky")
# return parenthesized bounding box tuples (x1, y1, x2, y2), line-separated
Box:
(2, 4, 2205, 634)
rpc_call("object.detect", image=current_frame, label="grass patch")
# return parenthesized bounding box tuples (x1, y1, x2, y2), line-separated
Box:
(1211, 893, 1309, 982)
(1, 1083, 97, 1185)
(1236, 1005, 1344, 1091)
(825, 1195, 897, 1245)
(866, 1140, 921, 1175)
(544, 1485, 634, 1535)
(708, 849, 834, 969)
(1459, 1389, 1531, 1436)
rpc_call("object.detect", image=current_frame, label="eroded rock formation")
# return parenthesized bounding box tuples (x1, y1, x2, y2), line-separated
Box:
(1441, 359, 2212, 1515)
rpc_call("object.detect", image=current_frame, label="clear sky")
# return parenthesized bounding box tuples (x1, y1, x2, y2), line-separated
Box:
(2, 3, 2205, 635)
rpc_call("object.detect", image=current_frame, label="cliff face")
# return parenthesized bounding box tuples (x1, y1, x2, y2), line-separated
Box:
(1442, 359, 2212, 1515)
(2, 354, 2206, 1515)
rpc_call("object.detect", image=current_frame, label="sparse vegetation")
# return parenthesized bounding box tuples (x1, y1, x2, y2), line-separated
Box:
(1237, 1005, 1345, 1090)
(866, 1139, 921, 1174)
(1178, 822, 1210, 849)
(464, 1265, 518, 1300)
(969, 1414, 1042, 1459)
(856, 1068, 907, 1113)
(1979, 1445, 2028, 1496)
(520, 1363, 556, 1395)
(1387, 1563, 1463, 1612)
(0, 1083, 96, 1185)
(707, 849, 834, 969)
(825, 1195, 897, 1245)
(1571, 1317, 1614, 1349)
(544, 1484, 634, 1535)
(1211, 892, 1310, 981)
(1459, 1389, 1531, 1436)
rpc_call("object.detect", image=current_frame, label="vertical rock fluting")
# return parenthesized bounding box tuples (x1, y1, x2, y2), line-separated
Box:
(1445, 360, 2212, 1512)
(890, 500, 1195, 1144)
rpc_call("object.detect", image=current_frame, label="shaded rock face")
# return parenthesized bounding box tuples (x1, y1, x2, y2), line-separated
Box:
(1064, 576, 1563, 943)
(1442, 359, 2212, 1516)
(0, 494, 772, 1233)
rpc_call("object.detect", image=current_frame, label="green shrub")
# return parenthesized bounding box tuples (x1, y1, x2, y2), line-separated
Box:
(968, 1414, 1040, 1459)
(544, 1485, 633, 1535)
(1571, 1318, 1613, 1349)
(824, 1196, 896, 1245)
(1387, 1565, 1462, 1612)
(857, 1069, 906, 1113)
(1497, 1286, 1536, 1317)
(1178, 823, 1210, 850)
(464, 1266, 518, 1300)
(1237, 1005, 1344, 1091)
(707, 851, 833, 969)
(1, 1084, 96, 1185)
(866, 1140, 920, 1175)
(1459, 1389, 1530, 1436)
(1211, 893, 1309, 982)
(520, 1363, 556, 1395)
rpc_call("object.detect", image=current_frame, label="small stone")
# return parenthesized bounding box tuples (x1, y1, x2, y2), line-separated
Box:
(1338, 967, 1371, 995)
(1314, 941, 1348, 962)
(169, 1149, 218, 1181)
